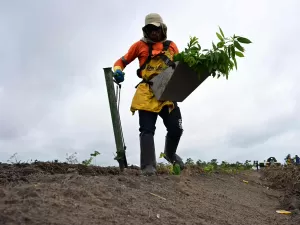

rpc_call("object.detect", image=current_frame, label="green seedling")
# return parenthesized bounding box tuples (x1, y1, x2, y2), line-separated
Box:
(82, 150, 100, 166)
(159, 152, 181, 175)
(173, 26, 252, 80)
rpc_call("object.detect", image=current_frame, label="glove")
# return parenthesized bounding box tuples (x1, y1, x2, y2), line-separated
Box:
(113, 69, 125, 83)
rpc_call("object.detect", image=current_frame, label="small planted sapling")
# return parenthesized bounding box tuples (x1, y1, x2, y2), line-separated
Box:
(82, 150, 100, 166)
(159, 152, 181, 175)
(173, 26, 252, 80)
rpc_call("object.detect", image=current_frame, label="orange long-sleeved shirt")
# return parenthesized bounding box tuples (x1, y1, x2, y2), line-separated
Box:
(113, 40, 179, 72)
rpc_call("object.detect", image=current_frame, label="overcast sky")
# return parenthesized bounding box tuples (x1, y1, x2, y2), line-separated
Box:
(0, 0, 299, 166)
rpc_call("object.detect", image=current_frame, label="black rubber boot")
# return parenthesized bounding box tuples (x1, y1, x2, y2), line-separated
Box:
(140, 133, 157, 176)
(163, 136, 185, 170)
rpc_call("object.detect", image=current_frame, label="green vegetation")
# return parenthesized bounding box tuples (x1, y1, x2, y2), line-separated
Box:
(173, 26, 252, 80)
(188, 158, 253, 173)
(4, 152, 255, 176)
(157, 156, 254, 175)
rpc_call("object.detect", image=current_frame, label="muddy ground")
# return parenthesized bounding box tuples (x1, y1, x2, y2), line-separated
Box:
(0, 162, 299, 225)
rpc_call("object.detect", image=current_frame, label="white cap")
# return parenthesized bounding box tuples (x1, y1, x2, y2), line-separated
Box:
(145, 13, 163, 27)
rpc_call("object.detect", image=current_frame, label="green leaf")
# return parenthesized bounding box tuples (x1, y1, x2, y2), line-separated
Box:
(219, 26, 225, 38)
(212, 42, 217, 50)
(237, 37, 252, 44)
(173, 164, 181, 175)
(235, 51, 244, 57)
(197, 43, 201, 51)
(217, 41, 224, 48)
(159, 152, 166, 158)
(215, 53, 219, 62)
(190, 46, 199, 52)
(216, 32, 223, 41)
(231, 45, 236, 58)
(229, 60, 234, 69)
(233, 57, 237, 70)
(234, 41, 244, 52)
(227, 47, 231, 58)
(219, 52, 225, 63)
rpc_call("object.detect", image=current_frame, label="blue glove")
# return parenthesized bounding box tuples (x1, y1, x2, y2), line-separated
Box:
(113, 69, 125, 83)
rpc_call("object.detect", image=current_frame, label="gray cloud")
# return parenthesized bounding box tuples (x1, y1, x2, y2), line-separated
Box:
(0, 0, 133, 141)
(226, 112, 299, 148)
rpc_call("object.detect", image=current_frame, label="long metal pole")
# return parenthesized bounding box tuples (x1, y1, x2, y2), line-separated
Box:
(103, 67, 127, 171)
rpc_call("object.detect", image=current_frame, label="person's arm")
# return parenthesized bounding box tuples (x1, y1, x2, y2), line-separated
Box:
(113, 41, 142, 72)
(170, 41, 179, 55)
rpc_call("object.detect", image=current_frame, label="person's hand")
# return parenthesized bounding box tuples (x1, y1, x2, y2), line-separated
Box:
(113, 69, 125, 83)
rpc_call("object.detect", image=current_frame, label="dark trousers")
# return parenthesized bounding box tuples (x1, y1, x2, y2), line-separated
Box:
(138, 104, 183, 139)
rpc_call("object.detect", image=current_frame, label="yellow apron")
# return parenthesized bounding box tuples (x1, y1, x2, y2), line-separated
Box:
(130, 41, 176, 114)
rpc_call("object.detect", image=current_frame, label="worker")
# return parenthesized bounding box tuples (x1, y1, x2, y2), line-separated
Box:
(267, 157, 277, 166)
(112, 13, 184, 175)
(285, 154, 292, 165)
(295, 155, 300, 165)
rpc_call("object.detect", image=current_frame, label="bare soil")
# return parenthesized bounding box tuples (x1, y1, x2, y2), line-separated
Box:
(0, 162, 299, 225)
(260, 165, 300, 222)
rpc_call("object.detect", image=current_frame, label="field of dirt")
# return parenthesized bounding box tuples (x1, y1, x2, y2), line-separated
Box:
(0, 162, 299, 225)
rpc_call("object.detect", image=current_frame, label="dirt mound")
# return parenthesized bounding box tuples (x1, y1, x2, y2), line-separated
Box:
(261, 165, 300, 191)
(0, 162, 140, 185)
(0, 162, 297, 225)
(261, 165, 300, 221)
